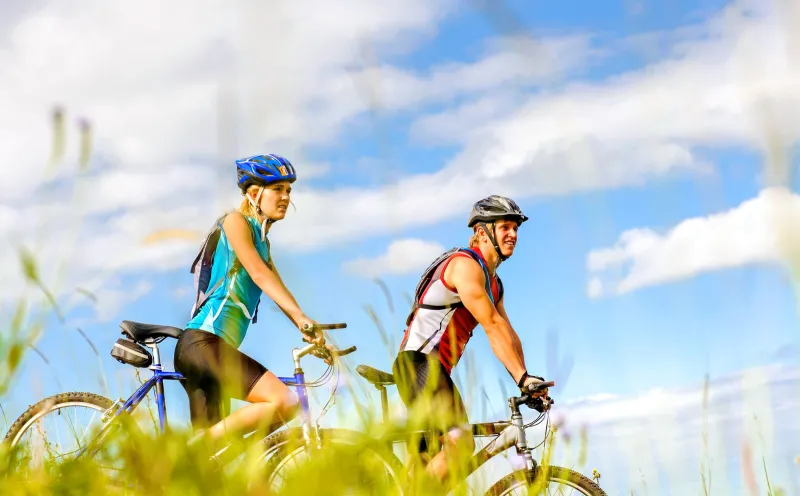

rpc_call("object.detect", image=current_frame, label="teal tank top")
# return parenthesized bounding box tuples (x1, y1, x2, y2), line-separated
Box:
(186, 215, 270, 348)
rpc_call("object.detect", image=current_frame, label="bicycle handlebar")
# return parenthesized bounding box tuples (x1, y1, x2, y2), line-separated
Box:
(514, 380, 556, 412)
(301, 322, 347, 335)
(308, 344, 357, 363)
(332, 345, 357, 357)
(531, 380, 555, 391)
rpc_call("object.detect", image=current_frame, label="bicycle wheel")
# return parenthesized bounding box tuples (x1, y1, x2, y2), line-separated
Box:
(3, 392, 132, 475)
(259, 427, 406, 495)
(485, 466, 607, 496)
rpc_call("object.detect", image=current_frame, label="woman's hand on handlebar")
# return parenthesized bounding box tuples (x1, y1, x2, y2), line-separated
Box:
(310, 343, 337, 365)
(297, 317, 326, 346)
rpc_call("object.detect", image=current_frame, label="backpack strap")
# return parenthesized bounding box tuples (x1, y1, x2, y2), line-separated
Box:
(189, 214, 259, 320)
(496, 275, 504, 303)
(404, 247, 496, 326)
(189, 215, 226, 319)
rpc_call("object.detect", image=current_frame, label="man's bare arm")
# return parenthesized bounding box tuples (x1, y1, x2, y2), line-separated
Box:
(446, 256, 527, 384)
(497, 298, 526, 369)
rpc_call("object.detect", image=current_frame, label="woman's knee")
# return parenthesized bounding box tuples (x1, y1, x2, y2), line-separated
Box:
(279, 392, 300, 419)
(247, 372, 300, 417)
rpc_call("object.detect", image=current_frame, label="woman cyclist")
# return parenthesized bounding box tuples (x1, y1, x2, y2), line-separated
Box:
(173, 154, 322, 449)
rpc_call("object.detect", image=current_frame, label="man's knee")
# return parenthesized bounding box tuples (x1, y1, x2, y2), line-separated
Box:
(444, 425, 475, 454)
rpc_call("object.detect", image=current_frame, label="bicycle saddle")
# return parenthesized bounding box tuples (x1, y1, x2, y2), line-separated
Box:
(356, 365, 395, 387)
(120, 320, 183, 342)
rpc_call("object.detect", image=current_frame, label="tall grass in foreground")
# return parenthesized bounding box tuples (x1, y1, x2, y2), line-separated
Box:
(2, 277, 794, 495)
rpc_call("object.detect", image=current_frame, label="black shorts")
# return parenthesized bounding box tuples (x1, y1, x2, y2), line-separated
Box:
(174, 329, 267, 429)
(392, 350, 469, 455)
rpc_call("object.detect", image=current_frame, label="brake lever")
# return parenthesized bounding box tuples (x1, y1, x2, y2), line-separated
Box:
(310, 347, 332, 361)
(310, 345, 357, 361)
(526, 395, 555, 413)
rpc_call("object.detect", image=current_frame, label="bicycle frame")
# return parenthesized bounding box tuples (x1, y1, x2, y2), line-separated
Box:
(107, 339, 185, 432)
(376, 394, 541, 483)
(75, 339, 184, 458)
(78, 339, 323, 460)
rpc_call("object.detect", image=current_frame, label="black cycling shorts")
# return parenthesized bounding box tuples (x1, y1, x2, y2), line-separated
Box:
(392, 350, 469, 455)
(174, 329, 267, 429)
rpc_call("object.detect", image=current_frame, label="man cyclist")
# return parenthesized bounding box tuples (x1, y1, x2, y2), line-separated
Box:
(392, 194, 550, 484)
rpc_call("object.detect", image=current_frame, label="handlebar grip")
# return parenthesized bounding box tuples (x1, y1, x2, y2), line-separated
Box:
(524, 380, 554, 392)
(302, 323, 347, 334)
(332, 346, 357, 357)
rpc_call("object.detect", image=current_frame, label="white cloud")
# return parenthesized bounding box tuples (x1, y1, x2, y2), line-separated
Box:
(348, 34, 594, 113)
(408, 92, 524, 146)
(587, 187, 800, 297)
(342, 239, 445, 278)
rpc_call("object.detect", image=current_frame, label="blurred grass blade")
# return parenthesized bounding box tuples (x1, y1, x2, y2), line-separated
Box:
(78, 118, 93, 171)
(48, 105, 67, 172)
(19, 247, 64, 323)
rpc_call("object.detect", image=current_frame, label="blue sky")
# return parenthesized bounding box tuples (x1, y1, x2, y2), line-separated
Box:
(2, 0, 800, 493)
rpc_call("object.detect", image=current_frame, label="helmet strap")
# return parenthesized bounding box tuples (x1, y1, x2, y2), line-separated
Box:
(479, 221, 508, 265)
(247, 186, 265, 214)
(247, 186, 274, 242)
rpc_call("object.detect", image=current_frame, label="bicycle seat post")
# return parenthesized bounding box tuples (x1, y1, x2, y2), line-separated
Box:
(377, 385, 389, 424)
(145, 339, 162, 370)
(144, 338, 168, 432)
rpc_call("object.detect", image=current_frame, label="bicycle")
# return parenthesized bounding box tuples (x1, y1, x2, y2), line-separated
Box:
(264, 363, 609, 495)
(3, 320, 403, 492)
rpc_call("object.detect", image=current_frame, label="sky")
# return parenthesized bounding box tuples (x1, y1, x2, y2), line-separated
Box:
(2, 0, 800, 493)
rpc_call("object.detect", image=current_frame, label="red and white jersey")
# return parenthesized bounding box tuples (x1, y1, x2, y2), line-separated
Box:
(399, 249, 502, 375)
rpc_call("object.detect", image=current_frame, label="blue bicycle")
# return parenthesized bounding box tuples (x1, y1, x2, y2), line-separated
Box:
(3, 319, 404, 491)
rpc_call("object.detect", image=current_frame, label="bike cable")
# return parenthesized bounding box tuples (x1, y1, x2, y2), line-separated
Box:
(315, 365, 341, 425)
(524, 413, 552, 451)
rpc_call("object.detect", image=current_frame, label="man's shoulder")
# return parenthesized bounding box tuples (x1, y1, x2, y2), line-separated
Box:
(443, 250, 484, 279)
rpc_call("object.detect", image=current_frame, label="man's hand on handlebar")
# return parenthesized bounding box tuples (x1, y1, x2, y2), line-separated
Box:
(519, 373, 553, 400)
(518, 373, 555, 413)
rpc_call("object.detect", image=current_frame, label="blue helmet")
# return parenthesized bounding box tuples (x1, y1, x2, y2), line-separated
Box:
(236, 154, 297, 192)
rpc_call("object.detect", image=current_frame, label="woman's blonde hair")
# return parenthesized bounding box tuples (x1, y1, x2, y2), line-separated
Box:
(238, 184, 263, 219)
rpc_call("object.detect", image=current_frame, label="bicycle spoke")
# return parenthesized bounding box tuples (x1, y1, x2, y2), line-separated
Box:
(80, 410, 99, 444)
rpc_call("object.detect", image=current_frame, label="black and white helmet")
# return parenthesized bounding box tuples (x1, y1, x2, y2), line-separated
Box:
(468, 195, 528, 263)
(468, 195, 529, 228)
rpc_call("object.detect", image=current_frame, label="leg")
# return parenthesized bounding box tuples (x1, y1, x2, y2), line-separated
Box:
(205, 371, 299, 442)
(175, 330, 297, 450)
(392, 352, 473, 484)
(419, 383, 473, 483)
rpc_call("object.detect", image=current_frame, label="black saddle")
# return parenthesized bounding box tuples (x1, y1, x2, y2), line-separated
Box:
(356, 364, 395, 387)
(120, 320, 183, 343)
